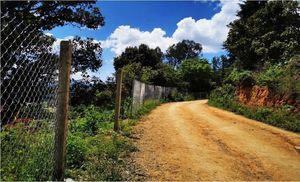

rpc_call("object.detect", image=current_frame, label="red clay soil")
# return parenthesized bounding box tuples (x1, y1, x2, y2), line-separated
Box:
(237, 85, 299, 112)
(130, 100, 300, 181)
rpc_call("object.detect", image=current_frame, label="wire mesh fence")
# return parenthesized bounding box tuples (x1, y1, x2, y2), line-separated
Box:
(1, 14, 59, 180)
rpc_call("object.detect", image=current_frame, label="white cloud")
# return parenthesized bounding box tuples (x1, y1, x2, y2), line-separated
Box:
(45, 32, 53, 37)
(51, 36, 74, 54)
(173, 0, 240, 52)
(102, 26, 176, 55)
(103, 0, 241, 55)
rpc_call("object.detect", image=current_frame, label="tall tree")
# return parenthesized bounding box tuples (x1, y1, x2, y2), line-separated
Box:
(224, 1, 300, 70)
(1, 1, 105, 124)
(166, 40, 202, 68)
(113, 44, 163, 70)
(179, 58, 213, 92)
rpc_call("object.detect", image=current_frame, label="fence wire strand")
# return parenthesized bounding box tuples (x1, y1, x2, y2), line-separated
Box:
(1, 15, 59, 180)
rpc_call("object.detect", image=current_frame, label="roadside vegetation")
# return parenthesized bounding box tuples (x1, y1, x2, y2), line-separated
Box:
(2, 1, 299, 181)
(1, 99, 162, 181)
(209, 1, 300, 132)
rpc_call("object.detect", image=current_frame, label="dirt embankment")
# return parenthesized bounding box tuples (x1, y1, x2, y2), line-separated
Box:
(237, 85, 300, 112)
(128, 100, 300, 181)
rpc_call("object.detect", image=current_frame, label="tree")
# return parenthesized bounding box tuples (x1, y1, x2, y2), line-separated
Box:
(178, 58, 213, 92)
(1, 1, 104, 30)
(224, 1, 300, 70)
(72, 36, 103, 73)
(211, 55, 233, 86)
(70, 76, 114, 107)
(149, 63, 181, 87)
(166, 40, 202, 68)
(113, 44, 163, 70)
(1, 1, 105, 124)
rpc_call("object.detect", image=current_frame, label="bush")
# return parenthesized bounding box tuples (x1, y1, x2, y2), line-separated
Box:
(66, 134, 88, 169)
(256, 65, 283, 88)
(69, 106, 114, 135)
(226, 68, 255, 86)
(208, 84, 235, 108)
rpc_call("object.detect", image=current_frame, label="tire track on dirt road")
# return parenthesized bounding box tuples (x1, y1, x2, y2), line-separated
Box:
(130, 100, 300, 181)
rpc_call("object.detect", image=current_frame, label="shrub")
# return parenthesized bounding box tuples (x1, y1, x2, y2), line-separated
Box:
(69, 106, 114, 135)
(66, 134, 88, 169)
(226, 68, 255, 86)
(208, 84, 235, 108)
(256, 65, 283, 88)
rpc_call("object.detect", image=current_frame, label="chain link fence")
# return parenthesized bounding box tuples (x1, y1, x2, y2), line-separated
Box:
(1, 14, 60, 180)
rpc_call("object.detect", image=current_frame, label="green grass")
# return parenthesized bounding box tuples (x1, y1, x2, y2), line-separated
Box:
(1, 122, 54, 181)
(1, 99, 162, 181)
(131, 100, 162, 119)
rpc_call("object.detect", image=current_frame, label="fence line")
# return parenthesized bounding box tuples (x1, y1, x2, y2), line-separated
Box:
(132, 80, 177, 113)
(1, 15, 71, 181)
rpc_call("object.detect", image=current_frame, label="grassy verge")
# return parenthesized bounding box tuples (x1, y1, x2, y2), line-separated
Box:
(208, 85, 300, 132)
(0, 99, 162, 181)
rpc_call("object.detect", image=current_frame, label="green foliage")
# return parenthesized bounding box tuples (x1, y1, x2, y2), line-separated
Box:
(1, 1, 104, 30)
(64, 99, 160, 180)
(65, 131, 135, 181)
(166, 40, 202, 68)
(1, 98, 161, 181)
(131, 100, 161, 119)
(226, 68, 255, 86)
(224, 1, 300, 70)
(69, 106, 114, 135)
(71, 36, 103, 73)
(256, 65, 283, 88)
(278, 55, 300, 95)
(1, 1, 105, 124)
(208, 84, 235, 109)
(114, 44, 163, 70)
(209, 85, 300, 132)
(67, 134, 88, 169)
(167, 92, 195, 102)
(1, 122, 54, 181)
(179, 58, 213, 92)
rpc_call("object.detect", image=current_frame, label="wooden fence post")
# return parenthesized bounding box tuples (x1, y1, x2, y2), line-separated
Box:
(114, 68, 123, 131)
(53, 41, 72, 180)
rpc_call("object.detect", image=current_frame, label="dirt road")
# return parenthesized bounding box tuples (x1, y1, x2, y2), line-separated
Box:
(131, 100, 300, 181)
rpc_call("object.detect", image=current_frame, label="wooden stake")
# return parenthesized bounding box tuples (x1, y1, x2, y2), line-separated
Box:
(114, 68, 123, 131)
(53, 41, 72, 181)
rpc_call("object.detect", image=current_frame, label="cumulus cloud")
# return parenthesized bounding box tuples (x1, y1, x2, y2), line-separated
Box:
(51, 36, 74, 54)
(102, 26, 176, 55)
(173, 0, 240, 52)
(103, 0, 241, 55)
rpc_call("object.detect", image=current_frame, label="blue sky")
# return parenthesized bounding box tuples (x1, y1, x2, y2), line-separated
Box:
(48, 1, 240, 80)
